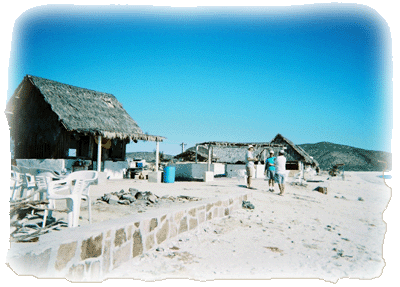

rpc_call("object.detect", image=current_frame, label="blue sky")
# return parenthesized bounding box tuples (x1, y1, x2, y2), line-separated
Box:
(5, 3, 393, 155)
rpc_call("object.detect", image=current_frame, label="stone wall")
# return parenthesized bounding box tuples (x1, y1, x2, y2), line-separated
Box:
(7, 192, 251, 282)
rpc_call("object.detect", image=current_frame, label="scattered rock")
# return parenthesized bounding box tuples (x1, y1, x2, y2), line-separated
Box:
(118, 199, 130, 205)
(147, 194, 158, 204)
(177, 195, 200, 201)
(97, 189, 201, 207)
(129, 188, 139, 195)
(120, 194, 136, 203)
(108, 195, 120, 205)
(264, 246, 283, 253)
(101, 194, 111, 202)
(290, 182, 308, 187)
(242, 201, 255, 209)
(358, 197, 364, 201)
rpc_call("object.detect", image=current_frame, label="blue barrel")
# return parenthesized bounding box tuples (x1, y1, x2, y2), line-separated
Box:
(163, 166, 176, 183)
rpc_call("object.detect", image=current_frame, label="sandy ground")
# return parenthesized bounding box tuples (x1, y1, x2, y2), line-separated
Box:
(4, 171, 395, 285)
(89, 171, 392, 283)
(52, 175, 263, 225)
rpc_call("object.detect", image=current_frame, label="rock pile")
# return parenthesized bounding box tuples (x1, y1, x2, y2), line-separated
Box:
(98, 188, 201, 206)
(99, 188, 159, 205)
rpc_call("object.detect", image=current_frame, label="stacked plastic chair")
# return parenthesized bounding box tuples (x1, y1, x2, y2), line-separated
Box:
(41, 170, 98, 228)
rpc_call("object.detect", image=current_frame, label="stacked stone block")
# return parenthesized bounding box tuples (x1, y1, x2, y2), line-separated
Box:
(7, 192, 250, 281)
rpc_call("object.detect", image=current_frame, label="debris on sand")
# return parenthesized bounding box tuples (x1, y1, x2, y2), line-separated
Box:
(289, 182, 308, 187)
(242, 201, 255, 210)
(10, 199, 68, 242)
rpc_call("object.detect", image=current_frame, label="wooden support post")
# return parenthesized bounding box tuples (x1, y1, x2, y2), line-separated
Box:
(97, 135, 102, 173)
(155, 141, 160, 172)
(208, 144, 212, 172)
(195, 144, 198, 164)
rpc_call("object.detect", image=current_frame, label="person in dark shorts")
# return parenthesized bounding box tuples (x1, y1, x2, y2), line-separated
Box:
(264, 150, 276, 192)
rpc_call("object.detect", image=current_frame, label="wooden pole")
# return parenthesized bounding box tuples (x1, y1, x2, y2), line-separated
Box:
(180, 142, 186, 153)
(97, 135, 102, 173)
(195, 144, 198, 164)
(155, 141, 160, 172)
(208, 144, 212, 172)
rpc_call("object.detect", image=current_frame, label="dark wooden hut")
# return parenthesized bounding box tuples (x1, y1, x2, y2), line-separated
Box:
(5, 75, 164, 168)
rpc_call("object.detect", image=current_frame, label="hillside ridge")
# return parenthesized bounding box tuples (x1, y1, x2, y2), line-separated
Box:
(127, 142, 392, 171)
(298, 142, 391, 171)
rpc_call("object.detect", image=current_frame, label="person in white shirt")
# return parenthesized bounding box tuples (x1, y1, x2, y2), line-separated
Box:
(245, 145, 257, 189)
(275, 150, 287, 195)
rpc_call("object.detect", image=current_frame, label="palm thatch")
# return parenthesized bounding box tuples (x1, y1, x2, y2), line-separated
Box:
(195, 141, 284, 148)
(270, 133, 319, 167)
(6, 75, 164, 142)
(174, 146, 209, 162)
(175, 141, 286, 164)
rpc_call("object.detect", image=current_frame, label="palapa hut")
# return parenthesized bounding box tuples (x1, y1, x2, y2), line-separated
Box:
(174, 145, 209, 162)
(173, 141, 286, 180)
(5, 75, 165, 174)
(174, 136, 318, 178)
(270, 133, 319, 170)
(175, 141, 286, 164)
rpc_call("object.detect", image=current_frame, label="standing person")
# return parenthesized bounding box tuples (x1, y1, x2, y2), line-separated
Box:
(275, 150, 287, 195)
(264, 150, 276, 192)
(245, 145, 257, 189)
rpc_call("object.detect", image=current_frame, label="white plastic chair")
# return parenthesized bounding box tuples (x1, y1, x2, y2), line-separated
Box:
(10, 167, 23, 200)
(10, 166, 36, 201)
(63, 171, 98, 224)
(10, 166, 65, 201)
(42, 171, 98, 227)
(42, 176, 83, 228)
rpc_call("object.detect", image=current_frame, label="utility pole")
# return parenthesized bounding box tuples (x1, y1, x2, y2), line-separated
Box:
(180, 142, 186, 153)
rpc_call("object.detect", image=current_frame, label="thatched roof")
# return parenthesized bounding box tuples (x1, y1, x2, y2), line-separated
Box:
(174, 146, 209, 162)
(175, 141, 286, 164)
(270, 134, 319, 166)
(175, 138, 318, 166)
(6, 75, 165, 142)
(196, 141, 285, 148)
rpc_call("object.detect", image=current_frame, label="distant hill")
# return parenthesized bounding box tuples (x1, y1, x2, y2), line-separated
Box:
(298, 142, 392, 171)
(126, 151, 174, 162)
